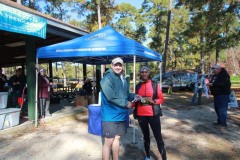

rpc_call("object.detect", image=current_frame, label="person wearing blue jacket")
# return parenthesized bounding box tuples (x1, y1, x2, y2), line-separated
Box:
(100, 57, 140, 160)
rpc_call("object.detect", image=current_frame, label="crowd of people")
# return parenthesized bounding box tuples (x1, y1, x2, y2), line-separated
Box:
(100, 57, 231, 160)
(0, 58, 232, 159)
(0, 66, 95, 122)
(0, 67, 53, 121)
(0, 68, 27, 108)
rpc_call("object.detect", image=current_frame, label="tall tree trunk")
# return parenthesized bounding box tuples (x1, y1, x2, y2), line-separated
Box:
(75, 66, 77, 79)
(97, 3, 102, 29)
(231, 48, 240, 75)
(163, 0, 172, 73)
(216, 40, 219, 64)
(200, 34, 205, 73)
(28, 0, 35, 9)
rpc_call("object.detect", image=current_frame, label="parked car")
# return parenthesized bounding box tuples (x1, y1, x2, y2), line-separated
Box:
(152, 70, 197, 91)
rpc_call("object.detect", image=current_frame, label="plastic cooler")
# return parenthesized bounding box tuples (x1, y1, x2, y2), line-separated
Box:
(0, 108, 21, 130)
(88, 92, 129, 136)
(88, 104, 102, 136)
(0, 92, 8, 109)
(88, 104, 130, 136)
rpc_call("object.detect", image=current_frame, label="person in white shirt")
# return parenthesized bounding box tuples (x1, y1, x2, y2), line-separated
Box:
(190, 71, 206, 105)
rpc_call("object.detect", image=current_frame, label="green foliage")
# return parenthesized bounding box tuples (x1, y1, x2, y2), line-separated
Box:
(231, 75, 240, 81)
(114, 3, 147, 43)
(114, 3, 136, 38)
(50, 62, 98, 79)
(231, 75, 240, 88)
(182, 0, 240, 70)
(68, 19, 86, 29)
(31, 0, 240, 72)
(143, 0, 168, 53)
(81, 0, 117, 31)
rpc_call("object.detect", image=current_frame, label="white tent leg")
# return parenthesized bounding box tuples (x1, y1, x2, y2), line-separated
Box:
(133, 55, 136, 144)
(35, 58, 39, 127)
(159, 62, 162, 89)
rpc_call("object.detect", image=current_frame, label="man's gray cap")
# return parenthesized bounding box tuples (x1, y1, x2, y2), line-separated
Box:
(112, 57, 124, 65)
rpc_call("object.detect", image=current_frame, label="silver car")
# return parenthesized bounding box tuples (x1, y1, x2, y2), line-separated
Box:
(152, 70, 197, 91)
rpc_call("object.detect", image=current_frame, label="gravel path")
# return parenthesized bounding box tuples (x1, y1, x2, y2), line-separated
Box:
(0, 99, 240, 160)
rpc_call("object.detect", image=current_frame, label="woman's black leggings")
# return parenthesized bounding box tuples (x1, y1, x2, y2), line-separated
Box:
(138, 116, 166, 159)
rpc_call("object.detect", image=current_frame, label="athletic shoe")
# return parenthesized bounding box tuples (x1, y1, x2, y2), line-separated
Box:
(144, 157, 151, 160)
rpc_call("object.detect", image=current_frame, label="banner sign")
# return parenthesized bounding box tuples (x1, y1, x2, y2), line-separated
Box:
(0, 3, 47, 39)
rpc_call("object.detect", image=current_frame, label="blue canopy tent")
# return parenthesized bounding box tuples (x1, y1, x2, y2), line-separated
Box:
(36, 26, 162, 142)
(37, 25, 162, 64)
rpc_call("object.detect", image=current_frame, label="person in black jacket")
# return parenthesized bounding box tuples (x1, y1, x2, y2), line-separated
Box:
(8, 68, 26, 107)
(82, 78, 93, 95)
(207, 64, 231, 127)
(0, 68, 7, 92)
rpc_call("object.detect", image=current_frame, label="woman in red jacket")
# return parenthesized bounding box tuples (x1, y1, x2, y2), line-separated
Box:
(134, 66, 166, 160)
(38, 68, 52, 119)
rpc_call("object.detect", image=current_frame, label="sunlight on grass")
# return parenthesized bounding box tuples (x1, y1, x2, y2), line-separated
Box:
(163, 91, 214, 108)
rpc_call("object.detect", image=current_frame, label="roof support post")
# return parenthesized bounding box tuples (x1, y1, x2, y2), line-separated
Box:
(48, 60, 53, 81)
(25, 36, 37, 121)
(96, 66, 101, 99)
(83, 64, 87, 81)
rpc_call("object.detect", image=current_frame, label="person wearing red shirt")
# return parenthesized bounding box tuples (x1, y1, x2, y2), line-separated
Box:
(134, 66, 166, 160)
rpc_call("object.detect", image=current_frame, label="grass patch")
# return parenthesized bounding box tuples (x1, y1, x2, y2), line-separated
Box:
(225, 75, 239, 88)
(231, 75, 240, 81)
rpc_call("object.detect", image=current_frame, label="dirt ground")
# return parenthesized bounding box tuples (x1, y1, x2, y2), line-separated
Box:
(0, 90, 240, 160)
